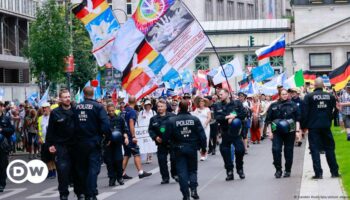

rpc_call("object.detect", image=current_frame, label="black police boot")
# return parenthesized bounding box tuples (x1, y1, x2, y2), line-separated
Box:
(0, 186, 4, 193)
(312, 174, 323, 179)
(60, 195, 68, 200)
(139, 171, 152, 179)
(283, 171, 291, 178)
(85, 196, 97, 200)
(237, 169, 245, 179)
(76, 194, 84, 200)
(117, 178, 125, 185)
(161, 178, 169, 184)
(225, 171, 234, 181)
(182, 196, 190, 200)
(190, 188, 200, 199)
(331, 173, 341, 178)
(109, 178, 116, 186)
(274, 170, 282, 178)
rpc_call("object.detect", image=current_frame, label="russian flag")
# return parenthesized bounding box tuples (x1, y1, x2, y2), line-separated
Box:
(255, 35, 285, 60)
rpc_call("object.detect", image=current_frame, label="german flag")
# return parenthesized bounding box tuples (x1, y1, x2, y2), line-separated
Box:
(329, 59, 350, 91)
(303, 70, 316, 84)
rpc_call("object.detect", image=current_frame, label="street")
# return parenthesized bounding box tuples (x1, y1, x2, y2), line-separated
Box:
(0, 139, 305, 200)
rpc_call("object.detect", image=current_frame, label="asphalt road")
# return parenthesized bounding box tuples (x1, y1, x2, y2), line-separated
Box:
(0, 139, 305, 200)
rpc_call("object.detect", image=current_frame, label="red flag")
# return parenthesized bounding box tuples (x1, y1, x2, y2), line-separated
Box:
(194, 70, 210, 95)
(112, 88, 118, 106)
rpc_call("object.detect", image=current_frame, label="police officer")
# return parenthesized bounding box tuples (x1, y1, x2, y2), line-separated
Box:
(213, 88, 247, 181)
(104, 103, 129, 186)
(163, 100, 206, 200)
(304, 78, 339, 179)
(75, 87, 110, 200)
(0, 101, 14, 192)
(149, 99, 177, 184)
(265, 88, 301, 178)
(46, 89, 84, 200)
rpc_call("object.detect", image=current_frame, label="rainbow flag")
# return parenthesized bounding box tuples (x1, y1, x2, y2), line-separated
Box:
(255, 35, 285, 60)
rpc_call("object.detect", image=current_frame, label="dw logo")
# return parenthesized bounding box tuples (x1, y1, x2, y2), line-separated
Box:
(6, 159, 48, 184)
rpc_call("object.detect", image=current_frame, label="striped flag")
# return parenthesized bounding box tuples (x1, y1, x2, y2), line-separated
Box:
(329, 59, 350, 91)
(255, 35, 285, 60)
(283, 69, 304, 89)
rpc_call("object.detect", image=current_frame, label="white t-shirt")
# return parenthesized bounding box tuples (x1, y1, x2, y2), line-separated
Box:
(40, 115, 50, 141)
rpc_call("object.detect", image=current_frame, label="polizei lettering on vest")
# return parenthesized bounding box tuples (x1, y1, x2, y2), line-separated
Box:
(176, 120, 195, 127)
(313, 95, 330, 101)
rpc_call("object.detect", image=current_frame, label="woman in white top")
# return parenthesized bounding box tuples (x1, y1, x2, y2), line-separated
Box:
(192, 97, 211, 161)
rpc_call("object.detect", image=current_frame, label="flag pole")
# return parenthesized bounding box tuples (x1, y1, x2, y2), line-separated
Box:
(180, 0, 233, 99)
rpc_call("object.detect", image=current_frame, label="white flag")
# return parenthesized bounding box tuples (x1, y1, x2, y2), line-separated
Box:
(212, 58, 243, 85)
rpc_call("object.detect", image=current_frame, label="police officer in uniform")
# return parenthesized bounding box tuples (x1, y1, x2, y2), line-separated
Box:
(104, 103, 129, 186)
(265, 88, 301, 178)
(0, 101, 14, 192)
(149, 99, 177, 184)
(164, 100, 206, 200)
(213, 89, 247, 181)
(75, 87, 110, 200)
(304, 77, 339, 179)
(46, 89, 84, 200)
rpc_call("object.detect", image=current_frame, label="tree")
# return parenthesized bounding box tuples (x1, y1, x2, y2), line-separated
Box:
(24, 0, 70, 84)
(70, 17, 97, 92)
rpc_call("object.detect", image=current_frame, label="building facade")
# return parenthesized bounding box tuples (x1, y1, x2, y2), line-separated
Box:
(291, 0, 350, 75)
(0, 0, 39, 102)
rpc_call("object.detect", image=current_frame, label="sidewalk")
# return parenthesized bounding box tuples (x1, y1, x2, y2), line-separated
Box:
(298, 140, 348, 200)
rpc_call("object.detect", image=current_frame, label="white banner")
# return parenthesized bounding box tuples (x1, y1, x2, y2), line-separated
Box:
(135, 126, 157, 154)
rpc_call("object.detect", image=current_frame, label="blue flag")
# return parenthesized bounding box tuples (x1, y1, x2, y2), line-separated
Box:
(252, 63, 274, 82)
(181, 69, 193, 83)
(38, 88, 49, 107)
(27, 92, 39, 107)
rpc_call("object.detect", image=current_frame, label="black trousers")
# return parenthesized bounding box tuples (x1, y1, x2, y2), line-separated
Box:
(55, 144, 83, 196)
(0, 150, 8, 188)
(157, 145, 177, 180)
(308, 128, 339, 176)
(209, 122, 218, 152)
(103, 143, 123, 179)
(272, 132, 295, 172)
(219, 132, 245, 172)
(174, 145, 198, 198)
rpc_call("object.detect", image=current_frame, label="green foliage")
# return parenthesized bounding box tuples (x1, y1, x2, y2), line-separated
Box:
(70, 17, 97, 91)
(333, 126, 350, 196)
(24, 0, 70, 83)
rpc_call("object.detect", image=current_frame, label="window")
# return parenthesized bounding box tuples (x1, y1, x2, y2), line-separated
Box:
(247, 4, 254, 19)
(205, 0, 213, 21)
(244, 54, 258, 67)
(309, 53, 332, 69)
(219, 55, 234, 65)
(286, 9, 292, 17)
(126, 0, 132, 15)
(270, 56, 284, 67)
(347, 52, 350, 60)
(195, 56, 209, 70)
(217, 0, 224, 20)
(237, 2, 244, 20)
(15, 0, 19, 12)
(227, 1, 234, 20)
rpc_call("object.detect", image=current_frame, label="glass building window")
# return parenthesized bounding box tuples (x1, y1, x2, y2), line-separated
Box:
(195, 56, 210, 70)
(247, 4, 254, 19)
(217, 0, 224, 20)
(205, 0, 213, 21)
(237, 2, 244, 20)
(309, 53, 332, 69)
(270, 56, 284, 67)
(227, 1, 234, 20)
(244, 54, 258, 67)
(219, 55, 234, 65)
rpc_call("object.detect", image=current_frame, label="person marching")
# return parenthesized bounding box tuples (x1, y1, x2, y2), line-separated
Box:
(74, 87, 110, 200)
(149, 99, 177, 184)
(265, 88, 301, 178)
(304, 78, 340, 179)
(46, 89, 84, 200)
(213, 89, 247, 181)
(104, 103, 129, 186)
(163, 100, 207, 200)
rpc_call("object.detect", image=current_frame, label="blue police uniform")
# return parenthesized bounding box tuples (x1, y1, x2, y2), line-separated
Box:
(75, 99, 110, 199)
(213, 99, 247, 180)
(265, 99, 301, 178)
(103, 113, 129, 186)
(46, 105, 83, 199)
(0, 113, 14, 192)
(149, 112, 177, 183)
(164, 111, 207, 200)
(304, 88, 339, 178)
